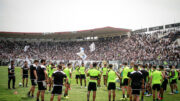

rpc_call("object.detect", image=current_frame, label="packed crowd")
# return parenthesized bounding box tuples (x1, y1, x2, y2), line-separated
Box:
(0, 30, 180, 61)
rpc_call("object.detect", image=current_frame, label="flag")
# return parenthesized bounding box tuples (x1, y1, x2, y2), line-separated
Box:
(89, 42, 95, 52)
(77, 47, 87, 60)
(24, 45, 30, 52)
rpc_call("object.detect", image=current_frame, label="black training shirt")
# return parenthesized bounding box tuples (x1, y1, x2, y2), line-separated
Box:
(21, 65, 29, 75)
(8, 65, 15, 77)
(30, 64, 37, 80)
(140, 69, 149, 82)
(36, 65, 46, 81)
(52, 70, 67, 85)
(129, 71, 143, 88)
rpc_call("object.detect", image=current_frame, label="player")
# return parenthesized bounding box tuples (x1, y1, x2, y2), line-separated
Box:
(128, 62, 135, 101)
(102, 64, 108, 87)
(121, 62, 130, 99)
(28, 60, 38, 97)
(50, 65, 67, 101)
(8, 60, 16, 89)
(36, 59, 48, 101)
(169, 65, 179, 94)
(87, 63, 101, 101)
(63, 63, 72, 98)
(146, 64, 153, 97)
(48, 63, 56, 92)
(128, 65, 144, 101)
(150, 66, 163, 101)
(75, 65, 80, 84)
(21, 61, 29, 87)
(80, 63, 86, 88)
(97, 63, 101, 87)
(140, 65, 149, 101)
(159, 65, 167, 100)
(107, 64, 119, 101)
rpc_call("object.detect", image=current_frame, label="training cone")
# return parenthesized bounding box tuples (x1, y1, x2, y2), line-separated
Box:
(14, 91, 18, 95)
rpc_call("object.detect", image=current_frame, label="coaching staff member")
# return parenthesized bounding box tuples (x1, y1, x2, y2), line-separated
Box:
(8, 60, 16, 89)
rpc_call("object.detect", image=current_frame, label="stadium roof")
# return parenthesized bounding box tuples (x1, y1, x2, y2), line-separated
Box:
(0, 27, 131, 40)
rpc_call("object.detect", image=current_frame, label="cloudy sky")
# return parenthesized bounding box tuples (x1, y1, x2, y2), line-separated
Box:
(0, 0, 180, 32)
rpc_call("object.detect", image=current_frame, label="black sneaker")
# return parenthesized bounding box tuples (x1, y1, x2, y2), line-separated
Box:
(27, 92, 30, 97)
(37, 99, 39, 101)
(31, 95, 34, 98)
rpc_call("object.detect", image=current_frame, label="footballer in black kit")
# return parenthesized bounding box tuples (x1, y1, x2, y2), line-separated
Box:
(140, 65, 149, 101)
(129, 65, 144, 101)
(21, 61, 29, 87)
(36, 59, 48, 101)
(28, 60, 39, 97)
(50, 65, 67, 101)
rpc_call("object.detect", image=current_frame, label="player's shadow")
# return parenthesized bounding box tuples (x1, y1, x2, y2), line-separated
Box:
(21, 97, 32, 100)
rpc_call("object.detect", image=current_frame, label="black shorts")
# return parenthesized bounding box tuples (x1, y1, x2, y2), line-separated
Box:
(31, 80, 37, 86)
(131, 86, 141, 95)
(37, 81, 47, 90)
(80, 74, 86, 79)
(132, 89, 140, 95)
(23, 75, 28, 78)
(76, 75, 80, 79)
(108, 83, 116, 90)
(122, 79, 128, 86)
(88, 82, 97, 91)
(52, 86, 62, 95)
(152, 84, 160, 91)
(170, 79, 177, 84)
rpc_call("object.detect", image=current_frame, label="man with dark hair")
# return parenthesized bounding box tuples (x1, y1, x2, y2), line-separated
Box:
(50, 65, 67, 101)
(63, 63, 72, 98)
(36, 59, 48, 101)
(28, 60, 38, 97)
(140, 65, 149, 101)
(21, 61, 29, 87)
(150, 66, 163, 101)
(87, 62, 101, 101)
(80, 62, 86, 88)
(128, 65, 144, 101)
(8, 60, 16, 89)
(107, 64, 119, 101)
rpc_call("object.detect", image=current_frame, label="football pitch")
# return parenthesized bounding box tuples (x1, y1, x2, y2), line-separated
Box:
(0, 66, 180, 101)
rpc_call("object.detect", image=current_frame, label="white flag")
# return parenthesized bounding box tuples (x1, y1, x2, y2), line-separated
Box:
(77, 47, 87, 60)
(89, 42, 95, 52)
(24, 45, 30, 52)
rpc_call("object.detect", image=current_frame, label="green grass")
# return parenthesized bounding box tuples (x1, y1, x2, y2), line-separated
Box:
(0, 66, 180, 101)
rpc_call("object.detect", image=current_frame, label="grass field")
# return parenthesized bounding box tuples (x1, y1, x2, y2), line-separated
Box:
(0, 66, 180, 101)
